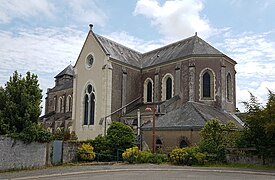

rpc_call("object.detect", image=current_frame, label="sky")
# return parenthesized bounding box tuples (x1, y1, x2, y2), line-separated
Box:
(0, 0, 275, 113)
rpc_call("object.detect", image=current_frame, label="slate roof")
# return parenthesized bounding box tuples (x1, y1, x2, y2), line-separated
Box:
(95, 34, 142, 67)
(94, 33, 235, 69)
(49, 81, 73, 93)
(55, 64, 74, 78)
(142, 102, 243, 130)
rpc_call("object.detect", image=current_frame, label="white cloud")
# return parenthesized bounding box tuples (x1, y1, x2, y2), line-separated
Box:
(68, 0, 107, 26)
(217, 31, 275, 111)
(134, 0, 213, 40)
(0, 27, 87, 113)
(104, 31, 168, 53)
(0, 0, 55, 23)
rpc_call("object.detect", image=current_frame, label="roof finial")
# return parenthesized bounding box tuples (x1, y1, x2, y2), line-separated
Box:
(195, 32, 197, 36)
(89, 24, 93, 31)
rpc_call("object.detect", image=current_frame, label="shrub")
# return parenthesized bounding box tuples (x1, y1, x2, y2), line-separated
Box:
(122, 146, 139, 163)
(147, 153, 168, 164)
(170, 147, 207, 166)
(77, 143, 96, 161)
(122, 146, 168, 164)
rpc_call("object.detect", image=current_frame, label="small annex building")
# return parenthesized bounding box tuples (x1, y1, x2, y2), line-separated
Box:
(43, 24, 243, 151)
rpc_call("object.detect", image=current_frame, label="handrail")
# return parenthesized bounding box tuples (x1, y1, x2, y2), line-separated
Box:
(104, 96, 141, 118)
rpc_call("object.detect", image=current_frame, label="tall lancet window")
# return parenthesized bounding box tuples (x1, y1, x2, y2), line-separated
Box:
(166, 77, 172, 100)
(203, 72, 211, 98)
(143, 78, 154, 103)
(200, 68, 215, 100)
(161, 73, 174, 101)
(226, 73, 232, 102)
(83, 84, 96, 125)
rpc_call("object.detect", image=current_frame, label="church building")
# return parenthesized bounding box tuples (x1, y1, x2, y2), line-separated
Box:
(43, 24, 243, 152)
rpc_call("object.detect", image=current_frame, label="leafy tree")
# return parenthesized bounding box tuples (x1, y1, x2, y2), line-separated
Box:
(0, 71, 52, 143)
(199, 118, 238, 162)
(238, 91, 275, 160)
(106, 121, 135, 154)
(89, 122, 135, 161)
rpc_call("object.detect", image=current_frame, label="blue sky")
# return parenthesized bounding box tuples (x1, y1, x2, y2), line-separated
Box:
(0, 0, 275, 112)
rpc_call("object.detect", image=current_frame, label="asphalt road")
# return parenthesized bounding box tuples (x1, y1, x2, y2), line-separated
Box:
(1, 164, 275, 180)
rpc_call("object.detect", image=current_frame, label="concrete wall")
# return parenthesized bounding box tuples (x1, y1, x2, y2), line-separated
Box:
(0, 136, 50, 171)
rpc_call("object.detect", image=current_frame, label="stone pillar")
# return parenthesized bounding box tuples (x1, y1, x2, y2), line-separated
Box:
(221, 59, 226, 110)
(72, 68, 77, 131)
(189, 60, 195, 102)
(175, 62, 181, 95)
(122, 67, 127, 114)
(154, 68, 160, 102)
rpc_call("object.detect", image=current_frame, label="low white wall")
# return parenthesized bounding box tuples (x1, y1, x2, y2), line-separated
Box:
(0, 136, 48, 171)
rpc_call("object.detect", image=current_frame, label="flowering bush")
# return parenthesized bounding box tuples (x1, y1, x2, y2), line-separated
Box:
(77, 143, 96, 161)
(170, 147, 206, 165)
(122, 146, 168, 164)
(122, 146, 139, 163)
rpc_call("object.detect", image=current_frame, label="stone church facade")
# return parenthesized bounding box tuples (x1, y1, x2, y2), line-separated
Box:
(43, 25, 242, 151)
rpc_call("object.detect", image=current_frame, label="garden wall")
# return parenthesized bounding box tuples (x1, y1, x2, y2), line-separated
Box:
(226, 154, 275, 166)
(62, 141, 81, 164)
(0, 136, 51, 171)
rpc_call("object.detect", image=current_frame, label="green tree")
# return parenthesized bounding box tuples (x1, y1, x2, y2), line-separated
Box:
(238, 91, 275, 160)
(199, 118, 238, 162)
(106, 121, 135, 156)
(0, 71, 52, 142)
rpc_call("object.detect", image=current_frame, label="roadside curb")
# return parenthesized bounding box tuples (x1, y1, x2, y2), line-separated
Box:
(11, 167, 275, 180)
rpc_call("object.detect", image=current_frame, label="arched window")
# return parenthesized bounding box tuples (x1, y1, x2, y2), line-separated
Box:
(66, 95, 72, 112)
(166, 77, 172, 100)
(58, 97, 63, 113)
(161, 73, 174, 101)
(143, 78, 153, 103)
(200, 68, 215, 100)
(203, 72, 211, 97)
(180, 139, 188, 148)
(53, 97, 57, 112)
(156, 139, 162, 150)
(83, 84, 96, 125)
(226, 73, 232, 102)
(147, 81, 152, 102)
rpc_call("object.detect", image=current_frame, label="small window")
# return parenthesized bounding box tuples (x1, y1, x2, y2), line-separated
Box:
(156, 139, 162, 150)
(86, 54, 94, 68)
(180, 140, 188, 148)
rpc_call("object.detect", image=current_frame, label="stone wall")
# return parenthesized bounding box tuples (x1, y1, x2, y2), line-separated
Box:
(62, 141, 81, 164)
(226, 154, 275, 166)
(0, 136, 49, 171)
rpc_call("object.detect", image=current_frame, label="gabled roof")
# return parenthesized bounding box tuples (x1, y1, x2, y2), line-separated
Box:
(93, 32, 235, 69)
(142, 102, 243, 130)
(95, 34, 142, 67)
(55, 64, 74, 78)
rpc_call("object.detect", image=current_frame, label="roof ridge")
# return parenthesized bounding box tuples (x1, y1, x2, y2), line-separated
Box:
(187, 102, 208, 122)
(95, 34, 142, 55)
(142, 36, 195, 55)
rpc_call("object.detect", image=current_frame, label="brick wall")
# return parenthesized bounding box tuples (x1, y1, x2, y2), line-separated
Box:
(0, 136, 49, 171)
